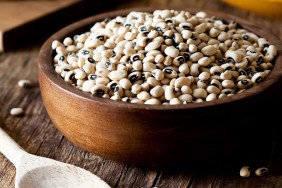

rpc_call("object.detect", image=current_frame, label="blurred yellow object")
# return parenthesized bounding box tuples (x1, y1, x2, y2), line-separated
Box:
(222, 0, 282, 19)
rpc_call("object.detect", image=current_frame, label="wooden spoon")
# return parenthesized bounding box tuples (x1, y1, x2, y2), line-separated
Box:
(0, 128, 111, 188)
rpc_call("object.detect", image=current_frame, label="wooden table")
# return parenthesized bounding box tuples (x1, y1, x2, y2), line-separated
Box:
(1, 0, 282, 187)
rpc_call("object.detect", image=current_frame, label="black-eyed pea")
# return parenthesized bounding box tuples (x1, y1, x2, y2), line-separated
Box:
(172, 56, 185, 66)
(90, 84, 109, 95)
(172, 33, 183, 44)
(265, 45, 277, 57)
(163, 67, 178, 79)
(221, 63, 235, 71)
(225, 50, 242, 63)
(197, 80, 208, 89)
(150, 85, 164, 98)
(251, 72, 266, 84)
(121, 97, 131, 102)
(130, 83, 141, 94)
(210, 65, 223, 76)
(187, 37, 201, 46)
(169, 78, 176, 87)
(210, 78, 222, 89)
(128, 71, 142, 83)
(255, 167, 268, 177)
(237, 79, 252, 89)
(124, 48, 136, 56)
(190, 63, 200, 76)
(231, 70, 239, 79)
(221, 88, 235, 95)
(192, 88, 207, 99)
(113, 84, 124, 96)
(235, 58, 248, 69)
(64, 71, 75, 83)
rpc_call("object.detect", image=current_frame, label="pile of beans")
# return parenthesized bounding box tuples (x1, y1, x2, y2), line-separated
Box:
(52, 9, 278, 105)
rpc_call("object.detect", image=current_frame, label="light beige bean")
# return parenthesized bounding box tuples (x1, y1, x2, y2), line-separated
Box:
(201, 45, 217, 56)
(170, 98, 182, 105)
(240, 166, 251, 177)
(10, 107, 24, 116)
(190, 52, 203, 62)
(137, 91, 151, 101)
(82, 80, 96, 92)
(206, 93, 217, 101)
(178, 94, 193, 102)
(164, 85, 175, 100)
(108, 70, 127, 81)
(164, 46, 179, 58)
(174, 77, 191, 88)
(193, 88, 207, 99)
(18, 80, 32, 88)
(198, 56, 211, 67)
(150, 85, 164, 98)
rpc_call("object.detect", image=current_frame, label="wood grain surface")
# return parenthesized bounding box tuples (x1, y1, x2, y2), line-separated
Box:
(1, 0, 282, 187)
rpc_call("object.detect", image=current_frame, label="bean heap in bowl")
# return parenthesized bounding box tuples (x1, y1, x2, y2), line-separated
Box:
(52, 9, 277, 105)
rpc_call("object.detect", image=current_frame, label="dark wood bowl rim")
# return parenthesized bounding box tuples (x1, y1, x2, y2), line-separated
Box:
(38, 6, 282, 111)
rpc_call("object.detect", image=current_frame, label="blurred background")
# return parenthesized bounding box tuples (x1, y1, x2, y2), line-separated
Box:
(0, 0, 281, 52)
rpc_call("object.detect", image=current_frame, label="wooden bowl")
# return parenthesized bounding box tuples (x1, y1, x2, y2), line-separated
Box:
(37, 7, 282, 168)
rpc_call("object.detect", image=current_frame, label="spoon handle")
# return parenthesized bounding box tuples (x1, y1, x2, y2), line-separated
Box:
(0, 128, 26, 167)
